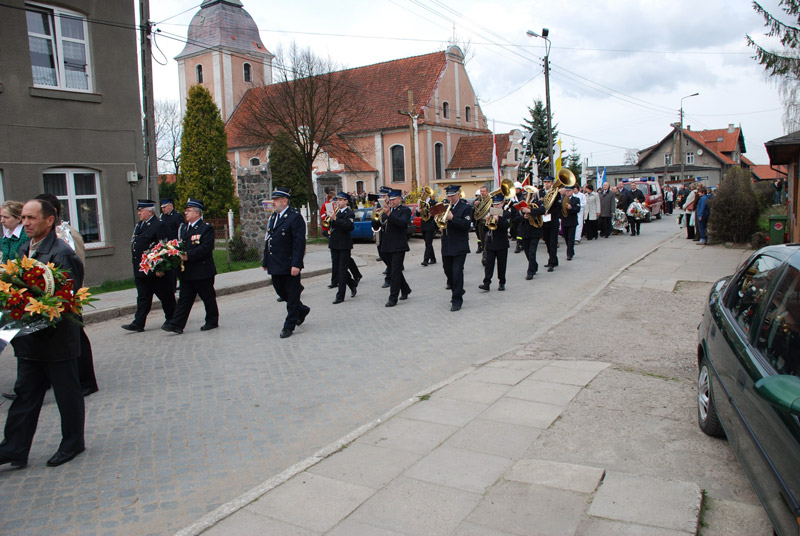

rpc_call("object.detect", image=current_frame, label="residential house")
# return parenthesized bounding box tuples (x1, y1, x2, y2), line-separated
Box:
(0, 0, 147, 284)
(445, 131, 524, 196)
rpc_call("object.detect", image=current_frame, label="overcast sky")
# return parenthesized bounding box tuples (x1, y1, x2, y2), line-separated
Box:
(147, 0, 788, 167)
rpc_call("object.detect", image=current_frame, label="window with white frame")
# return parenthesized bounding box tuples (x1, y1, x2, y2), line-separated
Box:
(42, 169, 104, 245)
(26, 3, 92, 91)
(243, 62, 252, 83)
(665, 153, 672, 165)
(390, 145, 405, 182)
(249, 157, 260, 166)
(686, 152, 694, 165)
(442, 102, 450, 119)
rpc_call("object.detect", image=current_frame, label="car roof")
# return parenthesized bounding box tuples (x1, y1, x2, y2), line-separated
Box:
(753, 244, 800, 266)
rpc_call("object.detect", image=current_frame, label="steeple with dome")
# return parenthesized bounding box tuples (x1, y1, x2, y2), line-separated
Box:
(175, 0, 273, 121)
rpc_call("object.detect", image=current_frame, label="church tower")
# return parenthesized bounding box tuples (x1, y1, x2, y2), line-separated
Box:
(175, 0, 273, 121)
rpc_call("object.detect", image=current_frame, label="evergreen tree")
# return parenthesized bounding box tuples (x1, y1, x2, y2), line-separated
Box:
(566, 142, 582, 183)
(521, 100, 559, 179)
(709, 167, 759, 243)
(269, 131, 309, 209)
(177, 85, 235, 218)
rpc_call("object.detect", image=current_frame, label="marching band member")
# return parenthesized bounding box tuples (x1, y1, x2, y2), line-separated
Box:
(328, 192, 358, 303)
(420, 191, 437, 266)
(561, 187, 581, 260)
(440, 185, 471, 311)
(540, 176, 561, 272)
(371, 187, 392, 288)
(517, 190, 547, 280)
(479, 194, 511, 291)
(473, 186, 489, 259)
(380, 189, 412, 307)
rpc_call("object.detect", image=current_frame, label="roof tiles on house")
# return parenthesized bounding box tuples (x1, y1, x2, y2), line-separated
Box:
(447, 133, 510, 170)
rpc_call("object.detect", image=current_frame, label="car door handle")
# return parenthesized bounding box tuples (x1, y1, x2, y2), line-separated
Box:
(736, 369, 747, 391)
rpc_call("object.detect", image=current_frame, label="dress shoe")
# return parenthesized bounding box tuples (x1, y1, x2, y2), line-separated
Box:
(421, 261, 428, 266)
(385, 300, 397, 308)
(450, 303, 462, 312)
(0, 455, 27, 468)
(276, 296, 285, 302)
(382, 269, 388, 275)
(400, 289, 411, 300)
(297, 307, 310, 326)
(161, 324, 183, 335)
(547, 266, 554, 272)
(2, 392, 16, 401)
(498, 284, 505, 291)
(446, 284, 452, 290)
(525, 273, 534, 280)
(327, 283, 337, 289)
(46, 447, 85, 467)
(82, 386, 99, 397)
(280, 328, 293, 339)
(121, 323, 144, 333)
(429, 260, 436, 264)
(350, 287, 357, 298)
(381, 281, 390, 288)
(567, 256, 573, 261)
(200, 324, 218, 331)
(478, 283, 490, 291)
(332, 297, 344, 304)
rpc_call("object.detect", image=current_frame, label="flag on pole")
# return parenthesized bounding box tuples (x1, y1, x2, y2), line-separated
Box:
(597, 167, 606, 188)
(554, 139, 563, 175)
(492, 131, 501, 189)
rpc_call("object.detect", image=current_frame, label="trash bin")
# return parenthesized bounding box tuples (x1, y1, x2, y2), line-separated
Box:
(769, 214, 788, 245)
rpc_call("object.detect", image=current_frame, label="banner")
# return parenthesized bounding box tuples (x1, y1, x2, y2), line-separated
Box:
(554, 139, 563, 175)
(492, 132, 501, 188)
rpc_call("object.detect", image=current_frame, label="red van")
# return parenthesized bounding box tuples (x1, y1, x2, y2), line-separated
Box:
(620, 177, 663, 221)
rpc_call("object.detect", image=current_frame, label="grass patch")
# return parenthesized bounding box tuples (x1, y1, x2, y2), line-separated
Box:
(89, 277, 136, 295)
(699, 489, 710, 530)
(213, 249, 261, 274)
(418, 394, 431, 401)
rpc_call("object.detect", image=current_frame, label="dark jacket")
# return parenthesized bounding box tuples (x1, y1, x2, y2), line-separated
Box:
(441, 199, 472, 256)
(262, 207, 306, 275)
(541, 188, 562, 228)
(379, 204, 411, 253)
(328, 207, 355, 250)
(560, 196, 581, 227)
(178, 219, 217, 280)
(160, 210, 185, 240)
(514, 198, 546, 239)
(484, 208, 512, 250)
(616, 188, 633, 211)
(599, 188, 616, 217)
(132, 216, 169, 278)
(11, 227, 83, 362)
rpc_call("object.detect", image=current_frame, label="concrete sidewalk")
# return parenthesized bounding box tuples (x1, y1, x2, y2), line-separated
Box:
(171, 238, 762, 536)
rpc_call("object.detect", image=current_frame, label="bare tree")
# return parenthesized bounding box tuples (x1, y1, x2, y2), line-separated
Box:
(232, 43, 363, 233)
(624, 148, 640, 166)
(155, 99, 182, 174)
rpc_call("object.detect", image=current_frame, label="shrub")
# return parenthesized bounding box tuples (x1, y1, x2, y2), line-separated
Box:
(228, 233, 253, 262)
(752, 180, 774, 211)
(709, 167, 759, 243)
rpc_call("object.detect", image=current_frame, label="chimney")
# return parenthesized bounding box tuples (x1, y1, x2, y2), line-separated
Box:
(728, 123, 735, 133)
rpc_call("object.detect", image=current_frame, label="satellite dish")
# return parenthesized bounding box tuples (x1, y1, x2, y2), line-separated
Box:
(696, 149, 704, 156)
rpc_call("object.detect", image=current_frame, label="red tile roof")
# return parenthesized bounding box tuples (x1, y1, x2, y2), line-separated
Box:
(752, 164, 788, 180)
(227, 51, 466, 148)
(447, 133, 510, 170)
(325, 136, 376, 173)
(694, 127, 743, 154)
(683, 129, 737, 165)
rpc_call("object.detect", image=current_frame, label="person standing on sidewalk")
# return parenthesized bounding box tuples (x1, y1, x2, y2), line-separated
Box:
(696, 185, 711, 245)
(440, 185, 471, 311)
(479, 194, 511, 291)
(682, 184, 698, 240)
(328, 192, 358, 304)
(380, 189, 412, 307)
(599, 182, 615, 238)
(262, 187, 309, 339)
(584, 184, 600, 240)
(162, 198, 219, 335)
(121, 200, 176, 333)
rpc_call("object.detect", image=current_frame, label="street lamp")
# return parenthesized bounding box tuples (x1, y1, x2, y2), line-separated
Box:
(527, 28, 553, 180)
(679, 92, 699, 184)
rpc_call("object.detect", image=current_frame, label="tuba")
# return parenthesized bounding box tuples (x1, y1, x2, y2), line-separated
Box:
(419, 186, 434, 222)
(523, 185, 543, 228)
(543, 168, 577, 212)
(474, 179, 516, 221)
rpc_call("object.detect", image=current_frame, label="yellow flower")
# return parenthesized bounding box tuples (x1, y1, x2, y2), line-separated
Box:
(18, 256, 36, 270)
(25, 297, 61, 322)
(0, 259, 18, 275)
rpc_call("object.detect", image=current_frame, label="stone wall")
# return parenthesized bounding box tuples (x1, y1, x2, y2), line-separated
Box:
(237, 169, 271, 252)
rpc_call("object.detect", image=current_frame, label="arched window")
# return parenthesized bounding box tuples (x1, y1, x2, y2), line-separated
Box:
(434, 143, 444, 181)
(442, 102, 450, 119)
(465, 106, 472, 123)
(249, 157, 260, 166)
(196, 64, 203, 83)
(391, 145, 405, 182)
(243, 62, 252, 83)
(514, 148, 519, 161)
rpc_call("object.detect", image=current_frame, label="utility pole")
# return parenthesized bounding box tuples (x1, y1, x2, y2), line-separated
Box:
(139, 0, 158, 201)
(397, 90, 419, 191)
(679, 92, 699, 185)
(527, 29, 553, 178)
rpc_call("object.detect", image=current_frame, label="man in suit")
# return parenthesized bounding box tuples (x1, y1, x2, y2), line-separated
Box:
(328, 192, 358, 304)
(161, 198, 219, 334)
(371, 187, 392, 288)
(0, 199, 85, 467)
(560, 187, 581, 260)
(262, 187, 309, 338)
(159, 198, 183, 293)
(440, 185, 471, 311)
(540, 177, 561, 272)
(122, 200, 176, 332)
(479, 194, 512, 291)
(420, 190, 437, 266)
(516, 188, 546, 280)
(381, 189, 412, 307)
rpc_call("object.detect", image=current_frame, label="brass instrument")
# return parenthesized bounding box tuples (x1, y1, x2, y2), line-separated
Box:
(486, 214, 498, 231)
(474, 179, 516, 221)
(542, 168, 577, 212)
(419, 186, 435, 222)
(522, 185, 543, 228)
(562, 195, 570, 217)
(432, 190, 465, 230)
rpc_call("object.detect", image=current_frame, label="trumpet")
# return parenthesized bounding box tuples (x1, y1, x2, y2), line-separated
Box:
(486, 213, 498, 231)
(432, 200, 451, 230)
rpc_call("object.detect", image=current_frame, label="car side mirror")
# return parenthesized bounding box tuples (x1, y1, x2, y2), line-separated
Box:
(754, 375, 800, 416)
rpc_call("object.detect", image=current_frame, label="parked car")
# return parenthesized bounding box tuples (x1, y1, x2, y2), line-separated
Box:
(620, 178, 662, 221)
(696, 244, 800, 536)
(350, 205, 414, 241)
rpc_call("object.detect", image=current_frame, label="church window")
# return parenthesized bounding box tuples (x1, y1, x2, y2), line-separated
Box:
(391, 145, 405, 182)
(196, 64, 203, 83)
(442, 102, 450, 119)
(249, 157, 260, 166)
(465, 106, 472, 123)
(243, 62, 252, 83)
(434, 143, 444, 181)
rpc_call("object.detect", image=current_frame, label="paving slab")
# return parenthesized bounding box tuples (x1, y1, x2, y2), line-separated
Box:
(505, 459, 605, 494)
(485, 359, 550, 372)
(576, 518, 692, 536)
(355, 417, 458, 455)
(327, 519, 407, 536)
(399, 397, 489, 427)
(245, 472, 374, 532)
(403, 445, 513, 493)
(432, 379, 512, 405)
(203, 509, 317, 536)
(699, 496, 773, 536)
(527, 364, 604, 386)
(587, 471, 701, 534)
(547, 360, 611, 373)
(306, 442, 420, 490)
(505, 379, 583, 406)
(452, 522, 516, 536)
(463, 366, 533, 386)
(480, 397, 564, 429)
(443, 418, 543, 459)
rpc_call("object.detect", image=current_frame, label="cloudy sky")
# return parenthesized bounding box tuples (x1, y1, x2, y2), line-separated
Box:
(147, 0, 788, 167)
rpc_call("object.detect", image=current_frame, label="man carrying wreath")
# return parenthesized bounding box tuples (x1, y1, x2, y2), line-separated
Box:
(121, 199, 176, 333)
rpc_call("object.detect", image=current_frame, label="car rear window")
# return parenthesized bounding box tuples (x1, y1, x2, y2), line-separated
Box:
(756, 266, 800, 376)
(726, 254, 783, 337)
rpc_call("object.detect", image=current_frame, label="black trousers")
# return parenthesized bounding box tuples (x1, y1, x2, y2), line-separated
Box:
(443, 254, 466, 305)
(600, 216, 612, 237)
(585, 219, 598, 240)
(272, 273, 308, 331)
(377, 243, 391, 284)
(483, 248, 508, 285)
(170, 277, 219, 329)
(0, 358, 84, 460)
(522, 236, 541, 276)
(385, 251, 410, 302)
(563, 224, 577, 258)
(542, 223, 559, 267)
(627, 216, 641, 235)
(422, 228, 436, 263)
(330, 255, 361, 286)
(133, 275, 176, 327)
(77, 328, 98, 391)
(331, 248, 355, 300)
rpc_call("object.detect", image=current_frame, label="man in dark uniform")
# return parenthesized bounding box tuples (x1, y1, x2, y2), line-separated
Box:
(159, 198, 183, 293)
(560, 187, 581, 260)
(161, 198, 219, 334)
(540, 176, 561, 272)
(440, 185, 471, 311)
(262, 187, 310, 338)
(479, 194, 512, 291)
(516, 190, 546, 280)
(371, 187, 392, 288)
(122, 200, 176, 332)
(328, 192, 357, 304)
(420, 190, 437, 266)
(0, 199, 85, 467)
(381, 189, 412, 307)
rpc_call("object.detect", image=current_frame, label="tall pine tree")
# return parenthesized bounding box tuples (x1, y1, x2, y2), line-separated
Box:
(521, 100, 559, 179)
(269, 131, 309, 209)
(177, 85, 235, 218)
(566, 142, 582, 183)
